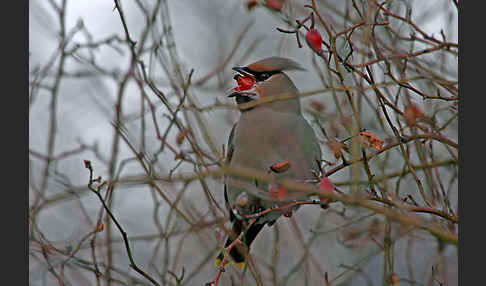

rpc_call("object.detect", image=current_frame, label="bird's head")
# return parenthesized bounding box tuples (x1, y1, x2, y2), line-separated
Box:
(229, 57, 305, 113)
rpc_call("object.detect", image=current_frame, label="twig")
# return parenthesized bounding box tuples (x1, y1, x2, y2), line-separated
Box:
(84, 160, 161, 286)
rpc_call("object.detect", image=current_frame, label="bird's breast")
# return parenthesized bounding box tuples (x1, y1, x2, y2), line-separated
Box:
(230, 108, 317, 181)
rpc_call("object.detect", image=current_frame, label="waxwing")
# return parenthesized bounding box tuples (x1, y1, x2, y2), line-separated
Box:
(216, 57, 327, 268)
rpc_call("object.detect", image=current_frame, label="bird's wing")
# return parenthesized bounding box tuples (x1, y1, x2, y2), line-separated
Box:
(226, 123, 237, 165)
(296, 116, 322, 174)
(224, 123, 238, 222)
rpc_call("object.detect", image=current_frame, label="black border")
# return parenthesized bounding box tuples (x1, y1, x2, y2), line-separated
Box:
(459, 1, 479, 286)
(6, 0, 28, 284)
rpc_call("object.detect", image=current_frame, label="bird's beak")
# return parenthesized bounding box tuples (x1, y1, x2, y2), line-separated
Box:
(232, 66, 253, 77)
(228, 66, 257, 98)
(227, 91, 239, 98)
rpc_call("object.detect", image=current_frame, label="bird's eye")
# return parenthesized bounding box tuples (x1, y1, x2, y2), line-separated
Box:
(259, 72, 270, 81)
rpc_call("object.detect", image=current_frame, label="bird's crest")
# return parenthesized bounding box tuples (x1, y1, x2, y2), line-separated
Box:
(246, 57, 305, 73)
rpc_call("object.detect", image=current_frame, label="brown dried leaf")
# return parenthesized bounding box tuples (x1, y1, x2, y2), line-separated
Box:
(327, 138, 346, 159)
(359, 131, 384, 151)
(404, 104, 425, 126)
(270, 160, 291, 173)
(174, 153, 185, 160)
(246, 0, 258, 10)
(176, 129, 190, 145)
(96, 221, 104, 232)
(310, 100, 325, 113)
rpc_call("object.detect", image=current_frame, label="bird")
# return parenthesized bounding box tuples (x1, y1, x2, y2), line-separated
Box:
(215, 57, 330, 269)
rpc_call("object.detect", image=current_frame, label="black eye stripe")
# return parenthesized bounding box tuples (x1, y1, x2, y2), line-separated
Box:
(242, 67, 280, 82)
(259, 72, 270, 81)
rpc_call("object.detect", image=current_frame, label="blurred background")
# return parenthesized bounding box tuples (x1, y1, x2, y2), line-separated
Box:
(29, 0, 458, 285)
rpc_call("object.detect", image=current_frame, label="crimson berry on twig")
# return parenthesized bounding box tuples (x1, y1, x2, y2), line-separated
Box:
(305, 29, 323, 53)
(318, 176, 334, 205)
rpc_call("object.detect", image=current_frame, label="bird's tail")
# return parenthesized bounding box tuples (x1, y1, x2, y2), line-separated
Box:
(215, 219, 265, 269)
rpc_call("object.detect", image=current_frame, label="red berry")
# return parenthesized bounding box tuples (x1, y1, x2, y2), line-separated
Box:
(305, 29, 323, 53)
(266, 0, 284, 11)
(233, 75, 255, 92)
(318, 177, 334, 205)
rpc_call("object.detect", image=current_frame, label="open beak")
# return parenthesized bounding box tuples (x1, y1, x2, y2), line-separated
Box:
(227, 91, 240, 98)
(232, 66, 253, 77)
(228, 66, 257, 98)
